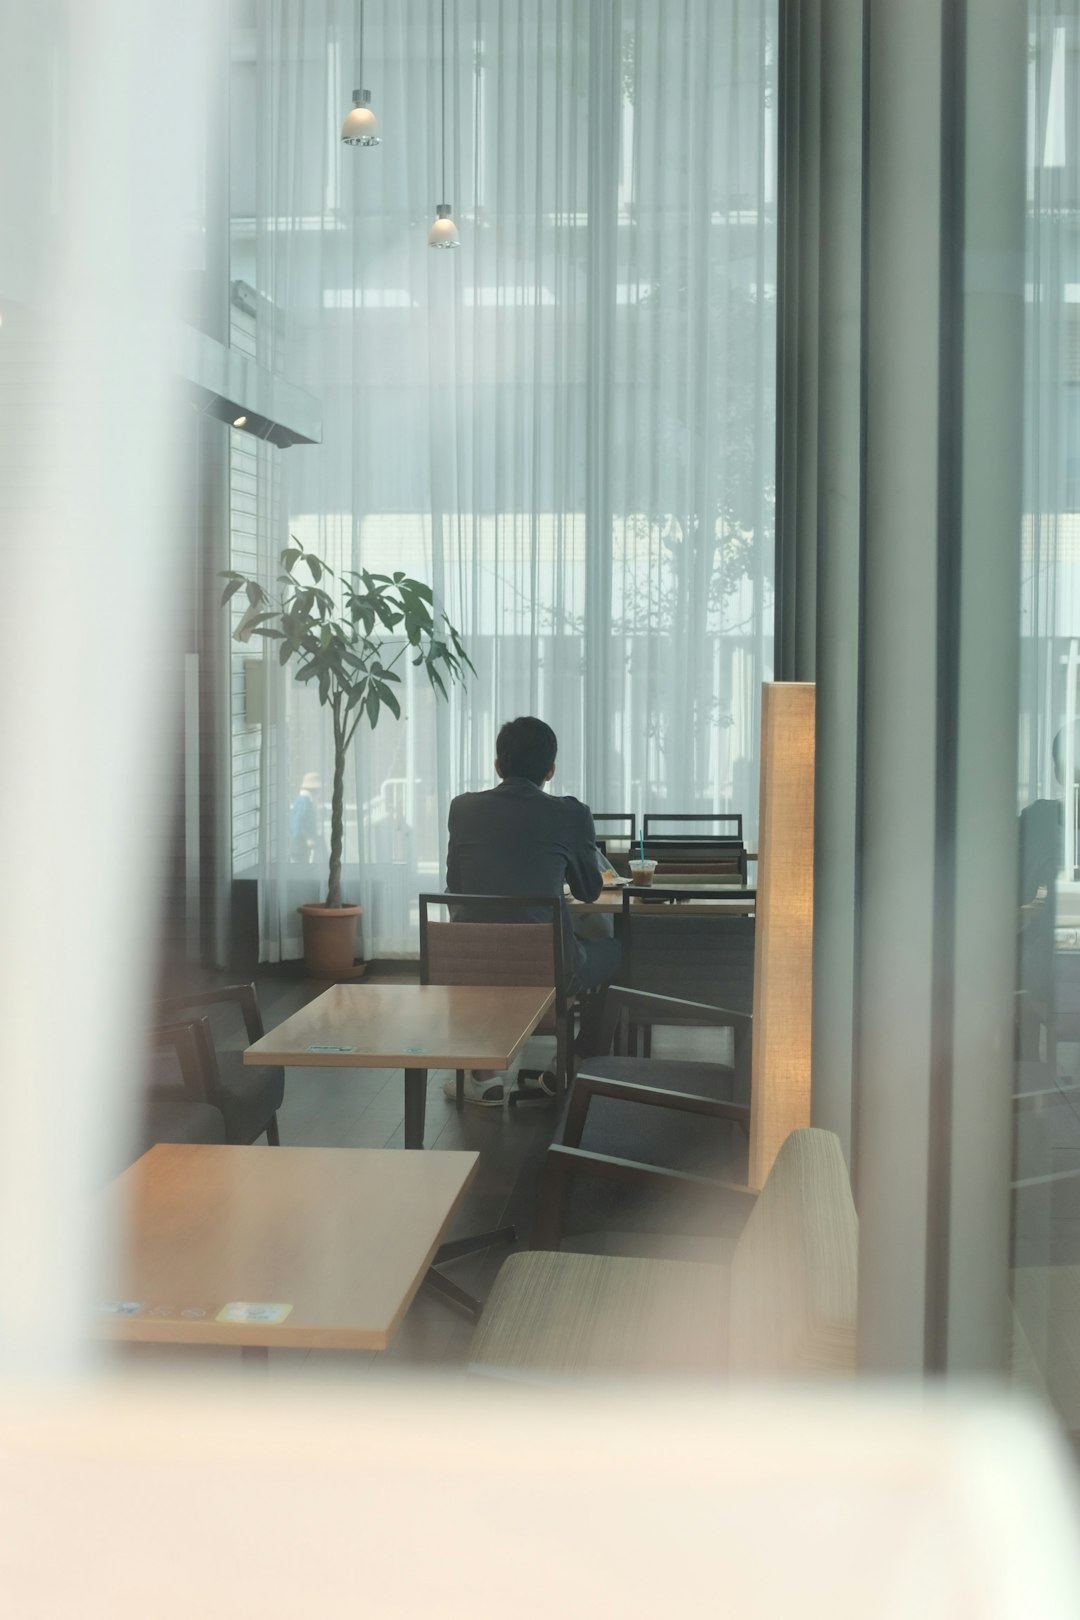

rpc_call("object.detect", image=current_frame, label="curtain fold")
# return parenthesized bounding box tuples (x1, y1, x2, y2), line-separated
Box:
(233, 0, 776, 958)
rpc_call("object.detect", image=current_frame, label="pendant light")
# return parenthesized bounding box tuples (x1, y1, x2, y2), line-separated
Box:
(428, 0, 459, 247)
(341, 0, 381, 146)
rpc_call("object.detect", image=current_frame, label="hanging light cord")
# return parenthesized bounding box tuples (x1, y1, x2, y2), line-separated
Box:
(359, 0, 365, 90)
(441, 0, 447, 201)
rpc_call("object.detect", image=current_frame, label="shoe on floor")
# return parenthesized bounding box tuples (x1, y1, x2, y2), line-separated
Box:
(443, 1069, 507, 1107)
(511, 1069, 557, 1102)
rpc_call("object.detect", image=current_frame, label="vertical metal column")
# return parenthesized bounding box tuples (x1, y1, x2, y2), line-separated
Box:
(775, 0, 822, 685)
(197, 5, 235, 971)
(774, 0, 801, 682)
(943, 0, 1025, 1374)
(793, 0, 822, 682)
(583, 1, 621, 801)
(810, 0, 866, 1164)
(855, 0, 1024, 1374)
(856, 0, 951, 1373)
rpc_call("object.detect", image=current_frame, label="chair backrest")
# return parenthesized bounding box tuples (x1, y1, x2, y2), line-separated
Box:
(418, 894, 568, 1017)
(727, 1128, 858, 1376)
(643, 812, 744, 842)
(593, 812, 637, 850)
(641, 837, 748, 881)
(619, 888, 755, 1018)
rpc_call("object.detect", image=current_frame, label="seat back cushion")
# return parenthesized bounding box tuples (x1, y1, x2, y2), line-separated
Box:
(213, 1051, 284, 1145)
(727, 1127, 857, 1375)
(425, 921, 555, 987)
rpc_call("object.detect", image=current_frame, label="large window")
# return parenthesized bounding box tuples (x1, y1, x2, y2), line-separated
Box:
(1013, 4, 1080, 1425)
(229, 1, 776, 958)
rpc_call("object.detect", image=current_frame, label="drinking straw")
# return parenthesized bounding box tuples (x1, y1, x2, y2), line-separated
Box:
(638, 834, 645, 863)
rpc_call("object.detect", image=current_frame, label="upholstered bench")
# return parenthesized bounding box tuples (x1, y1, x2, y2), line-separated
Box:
(468, 1128, 857, 1378)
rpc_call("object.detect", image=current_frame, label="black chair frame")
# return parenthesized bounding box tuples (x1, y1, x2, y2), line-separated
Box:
(534, 980, 754, 1249)
(642, 812, 744, 841)
(156, 983, 280, 1145)
(153, 1018, 217, 1104)
(615, 886, 755, 1060)
(594, 812, 638, 857)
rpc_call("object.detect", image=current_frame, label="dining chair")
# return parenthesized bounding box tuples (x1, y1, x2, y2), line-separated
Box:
(418, 893, 575, 1104)
(641, 836, 749, 883)
(615, 886, 755, 1066)
(141, 1017, 227, 1156)
(468, 1129, 856, 1380)
(641, 813, 746, 880)
(155, 984, 283, 1145)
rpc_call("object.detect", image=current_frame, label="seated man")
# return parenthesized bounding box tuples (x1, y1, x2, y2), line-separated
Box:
(444, 715, 621, 1105)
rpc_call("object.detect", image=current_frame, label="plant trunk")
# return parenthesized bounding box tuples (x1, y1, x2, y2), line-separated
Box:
(326, 737, 346, 908)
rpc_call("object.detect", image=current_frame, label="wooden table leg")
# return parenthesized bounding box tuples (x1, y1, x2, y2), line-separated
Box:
(404, 1069, 427, 1149)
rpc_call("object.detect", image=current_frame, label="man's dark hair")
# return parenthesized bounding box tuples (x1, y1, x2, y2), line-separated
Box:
(496, 716, 558, 785)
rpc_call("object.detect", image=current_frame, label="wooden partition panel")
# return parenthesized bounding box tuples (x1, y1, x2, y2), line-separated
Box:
(749, 682, 816, 1189)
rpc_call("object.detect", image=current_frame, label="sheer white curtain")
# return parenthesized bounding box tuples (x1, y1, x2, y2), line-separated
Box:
(234, 0, 776, 959)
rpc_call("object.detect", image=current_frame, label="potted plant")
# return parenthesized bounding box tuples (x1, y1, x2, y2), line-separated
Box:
(221, 540, 473, 977)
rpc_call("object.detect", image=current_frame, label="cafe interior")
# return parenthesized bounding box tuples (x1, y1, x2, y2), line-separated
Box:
(5, 0, 1080, 1611)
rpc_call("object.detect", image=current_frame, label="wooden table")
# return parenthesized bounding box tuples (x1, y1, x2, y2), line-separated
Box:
(94, 1143, 479, 1357)
(570, 885, 757, 917)
(245, 982, 555, 1151)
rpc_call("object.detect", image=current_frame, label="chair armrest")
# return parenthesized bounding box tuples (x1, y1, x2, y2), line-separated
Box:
(531, 1142, 757, 1251)
(561, 1069, 749, 1149)
(607, 984, 750, 1033)
(152, 1020, 214, 1104)
(157, 983, 264, 1042)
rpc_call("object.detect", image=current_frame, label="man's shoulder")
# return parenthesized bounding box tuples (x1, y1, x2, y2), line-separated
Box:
(448, 787, 500, 823)
(551, 793, 592, 821)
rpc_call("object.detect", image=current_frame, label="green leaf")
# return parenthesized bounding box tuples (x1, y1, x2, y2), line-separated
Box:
(220, 577, 245, 605)
(278, 639, 294, 666)
(379, 684, 401, 719)
(306, 555, 323, 583)
(281, 546, 302, 573)
(367, 690, 381, 728)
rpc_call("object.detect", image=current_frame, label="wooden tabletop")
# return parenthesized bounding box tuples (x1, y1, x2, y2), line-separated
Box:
(245, 982, 556, 1070)
(570, 886, 756, 916)
(94, 1144, 479, 1351)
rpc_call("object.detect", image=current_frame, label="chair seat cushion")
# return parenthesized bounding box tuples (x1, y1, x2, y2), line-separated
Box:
(214, 1052, 284, 1145)
(468, 1250, 730, 1378)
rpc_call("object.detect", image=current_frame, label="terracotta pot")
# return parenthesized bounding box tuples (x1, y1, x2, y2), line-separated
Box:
(298, 903, 364, 979)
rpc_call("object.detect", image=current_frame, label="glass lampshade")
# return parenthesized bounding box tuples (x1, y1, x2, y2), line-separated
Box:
(341, 89, 380, 146)
(428, 203, 460, 248)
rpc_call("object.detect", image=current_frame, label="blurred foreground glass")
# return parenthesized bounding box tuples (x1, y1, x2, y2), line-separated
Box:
(0, 0, 214, 1373)
(1, 1382, 1078, 1617)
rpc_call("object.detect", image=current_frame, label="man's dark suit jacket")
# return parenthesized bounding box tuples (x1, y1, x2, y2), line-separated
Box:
(445, 776, 603, 974)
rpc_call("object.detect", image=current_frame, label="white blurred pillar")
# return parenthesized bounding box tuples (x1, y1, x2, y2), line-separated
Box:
(0, 0, 214, 1373)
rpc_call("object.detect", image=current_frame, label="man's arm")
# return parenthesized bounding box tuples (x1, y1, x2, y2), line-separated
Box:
(445, 798, 462, 892)
(564, 801, 603, 903)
